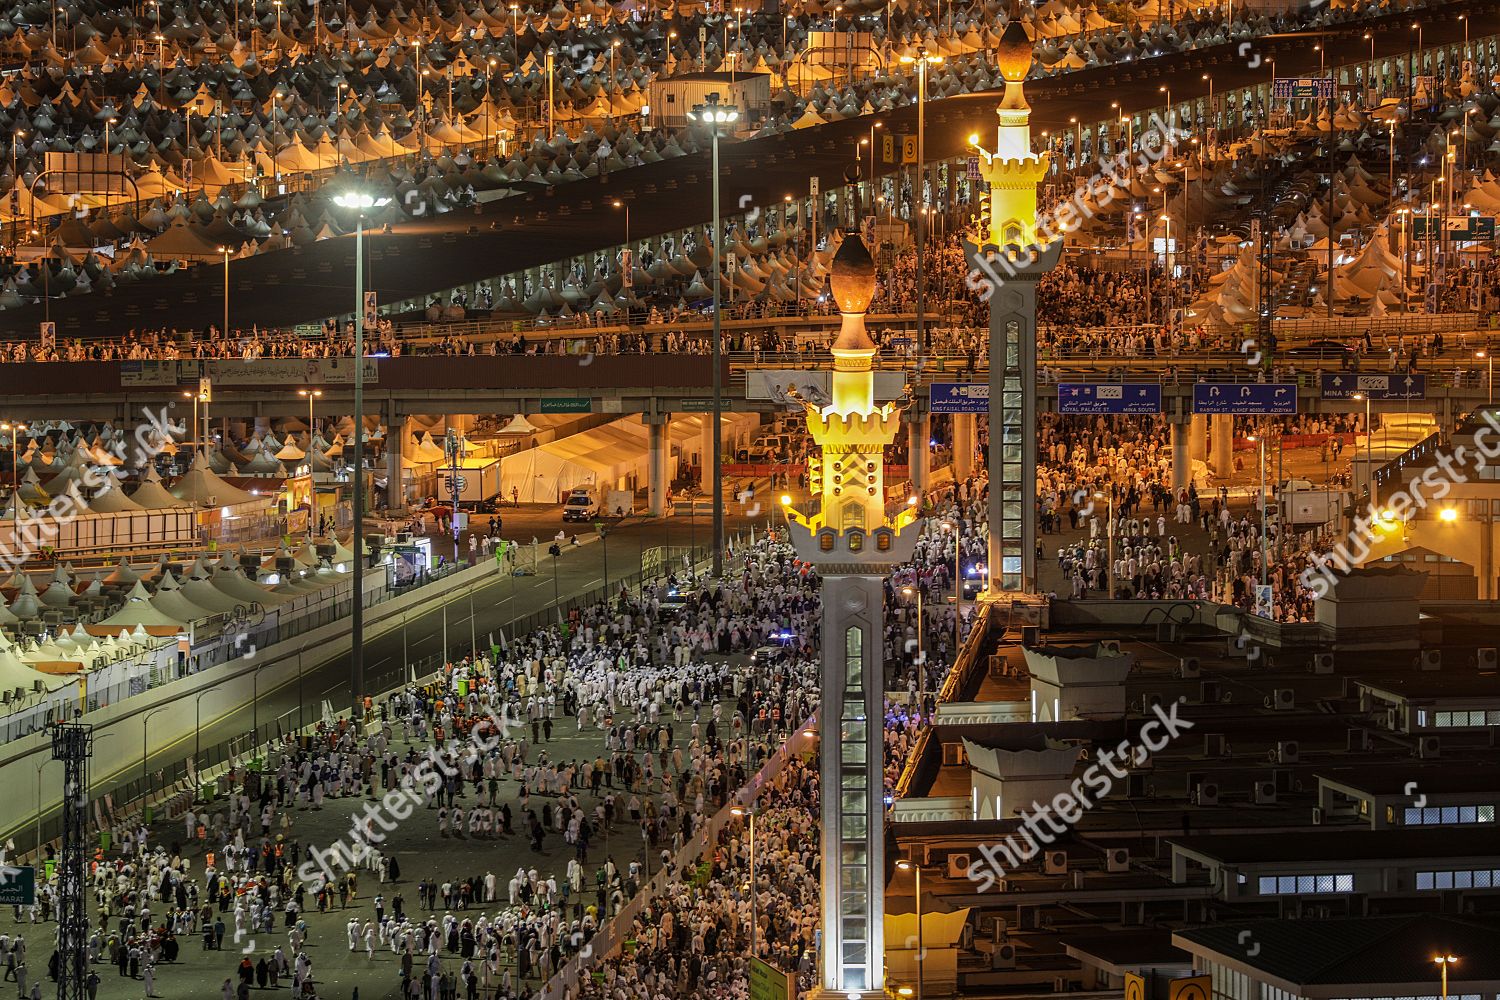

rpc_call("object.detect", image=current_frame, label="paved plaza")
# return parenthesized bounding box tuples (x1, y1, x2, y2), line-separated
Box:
(35, 675, 748, 1000)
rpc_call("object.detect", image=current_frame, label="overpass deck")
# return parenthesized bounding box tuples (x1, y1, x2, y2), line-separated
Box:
(0, 351, 1492, 421)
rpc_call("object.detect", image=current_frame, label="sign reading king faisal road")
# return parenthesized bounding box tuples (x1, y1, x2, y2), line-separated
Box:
(929, 383, 990, 413)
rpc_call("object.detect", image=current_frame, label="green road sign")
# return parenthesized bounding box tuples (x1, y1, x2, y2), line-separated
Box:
(0, 866, 36, 906)
(680, 398, 715, 412)
(749, 958, 794, 1000)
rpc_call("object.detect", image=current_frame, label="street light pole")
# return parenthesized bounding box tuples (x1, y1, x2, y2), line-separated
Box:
(897, 860, 924, 1000)
(902, 585, 924, 716)
(900, 49, 941, 353)
(731, 806, 757, 958)
(1094, 491, 1115, 598)
(299, 388, 323, 537)
(334, 188, 392, 723)
(687, 93, 740, 579)
(217, 245, 231, 335)
(142, 706, 170, 799)
(1478, 351, 1494, 406)
(2, 422, 25, 536)
(1435, 955, 1458, 1000)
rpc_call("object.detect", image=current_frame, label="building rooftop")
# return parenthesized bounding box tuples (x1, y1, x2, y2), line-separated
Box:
(1317, 764, 1500, 797)
(1354, 674, 1500, 698)
(1173, 916, 1500, 989)
(1169, 827, 1500, 865)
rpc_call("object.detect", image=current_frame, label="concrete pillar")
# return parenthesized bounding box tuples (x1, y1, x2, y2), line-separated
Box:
(1171, 419, 1190, 492)
(700, 416, 715, 491)
(952, 413, 976, 481)
(646, 413, 669, 516)
(1189, 413, 1208, 464)
(387, 410, 406, 510)
(907, 412, 930, 496)
(1211, 414, 1235, 479)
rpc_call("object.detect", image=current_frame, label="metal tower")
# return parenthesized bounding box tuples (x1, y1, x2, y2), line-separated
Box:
(51, 719, 93, 1000)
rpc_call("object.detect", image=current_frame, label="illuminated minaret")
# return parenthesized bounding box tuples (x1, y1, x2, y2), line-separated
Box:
(965, 11, 1061, 594)
(975, 16, 1050, 251)
(783, 232, 920, 998)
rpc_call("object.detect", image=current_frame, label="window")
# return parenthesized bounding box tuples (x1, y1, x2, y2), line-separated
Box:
(1257, 872, 1354, 895)
(842, 500, 865, 532)
(1416, 868, 1500, 891)
(1433, 710, 1499, 728)
(1404, 805, 1496, 826)
(844, 627, 863, 691)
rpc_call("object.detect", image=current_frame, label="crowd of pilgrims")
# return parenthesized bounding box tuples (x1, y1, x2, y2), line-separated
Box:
(1035, 412, 1360, 619)
(16, 529, 963, 1000)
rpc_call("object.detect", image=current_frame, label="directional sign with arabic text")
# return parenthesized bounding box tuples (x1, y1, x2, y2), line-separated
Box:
(1320, 373, 1426, 400)
(1191, 383, 1297, 414)
(1058, 383, 1162, 414)
(929, 383, 990, 413)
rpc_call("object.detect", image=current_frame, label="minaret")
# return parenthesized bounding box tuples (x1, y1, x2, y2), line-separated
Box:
(784, 232, 921, 998)
(965, 9, 1061, 595)
(975, 15, 1051, 252)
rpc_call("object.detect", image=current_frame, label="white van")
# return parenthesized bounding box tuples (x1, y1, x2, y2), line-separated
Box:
(562, 488, 596, 522)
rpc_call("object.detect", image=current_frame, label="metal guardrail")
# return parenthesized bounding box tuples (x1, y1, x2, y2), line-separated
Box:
(892, 601, 995, 801)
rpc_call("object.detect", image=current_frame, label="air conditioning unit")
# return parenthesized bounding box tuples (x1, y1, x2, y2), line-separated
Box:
(1195, 782, 1220, 806)
(1419, 735, 1442, 759)
(1254, 781, 1278, 804)
(1204, 734, 1226, 757)
(1178, 656, 1201, 679)
(1277, 740, 1300, 763)
(1273, 688, 1296, 710)
(1144, 692, 1165, 710)
(1311, 653, 1335, 675)
(1043, 850, 1068, 875)
(947, 853, 974, 879)
(1312, 807, 1325, 825)
(1098, 639, 1122, 655)
(1106, 847, 1130, 873)
(993, 943, 1017, 970)
(1418, 649, 1442, 671)
(1478, 647, 1498, 673)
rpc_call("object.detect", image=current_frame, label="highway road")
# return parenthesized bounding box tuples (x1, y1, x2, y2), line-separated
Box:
(9, 509, 765, 853)
(1, 0, 1489, 338)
